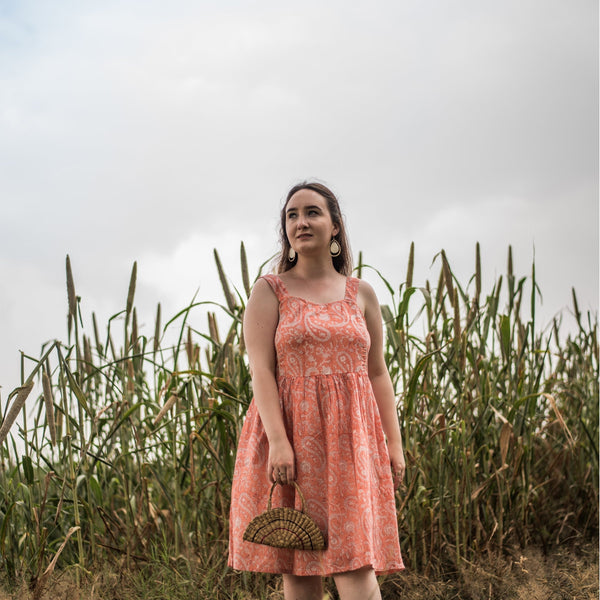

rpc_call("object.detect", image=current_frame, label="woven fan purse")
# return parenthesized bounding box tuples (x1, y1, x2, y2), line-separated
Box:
(243, 481, 326, 551)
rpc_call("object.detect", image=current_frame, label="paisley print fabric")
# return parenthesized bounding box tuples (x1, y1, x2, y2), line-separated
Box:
(228, 274, 404, 576)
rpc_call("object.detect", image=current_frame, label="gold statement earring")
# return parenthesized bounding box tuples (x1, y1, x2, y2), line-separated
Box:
(288, 247, 296, 261)
(330, 238, 341, 257)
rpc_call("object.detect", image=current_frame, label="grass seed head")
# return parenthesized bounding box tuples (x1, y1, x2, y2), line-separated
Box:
(441, 249, 454, 300)
(153, 394, 178, 426)
(0, 381, 34, 446)
(214, 249, 236, 313)
(154, 303, 162, 354)
(406, 241, 415, 289)
(126, 261, 137, 318)
(475, 242, 481, 301)
(42, 371, 57, 447)
(65, 255, 77, 318)
(240, 242, 251, 299)
(83, 334, 93, 376)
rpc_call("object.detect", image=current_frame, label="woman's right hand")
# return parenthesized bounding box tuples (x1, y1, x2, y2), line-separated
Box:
(268, 437, 295, 484)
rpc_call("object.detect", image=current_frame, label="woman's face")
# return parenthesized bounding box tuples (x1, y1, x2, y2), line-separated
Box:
(285, 189, 339, 258)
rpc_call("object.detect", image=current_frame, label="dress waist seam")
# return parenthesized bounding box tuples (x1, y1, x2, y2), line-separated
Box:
(277, 371, 368, 380)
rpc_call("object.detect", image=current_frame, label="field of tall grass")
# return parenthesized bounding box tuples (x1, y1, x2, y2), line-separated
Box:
(0, 243, 597, 599)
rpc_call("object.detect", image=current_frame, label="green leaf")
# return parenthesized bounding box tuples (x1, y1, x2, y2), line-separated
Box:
(58, 349, 93, 419)
(499, 314, 511, 360)
(21, 455, 34, 485)
(89, 475, 103, 504)
(0, 502, 15, 555)
(405, 348, 442, 415)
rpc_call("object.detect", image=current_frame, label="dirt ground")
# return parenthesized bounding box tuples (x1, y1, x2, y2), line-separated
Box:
(1, 543, 598, 600)
(378, 544, 599, 600)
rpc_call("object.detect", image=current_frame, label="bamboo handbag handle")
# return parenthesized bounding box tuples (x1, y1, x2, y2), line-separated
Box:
(267, 480, 307, 512)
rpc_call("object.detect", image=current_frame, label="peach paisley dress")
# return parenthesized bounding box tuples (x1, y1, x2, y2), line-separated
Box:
(228, 274, 404, 576)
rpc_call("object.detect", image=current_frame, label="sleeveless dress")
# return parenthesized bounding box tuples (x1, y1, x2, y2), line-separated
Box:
(228, 274, 404, 576)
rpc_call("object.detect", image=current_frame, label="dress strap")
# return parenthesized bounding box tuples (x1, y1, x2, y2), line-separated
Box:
(345, 276, 360, 303)
(260, 274, 287, 302)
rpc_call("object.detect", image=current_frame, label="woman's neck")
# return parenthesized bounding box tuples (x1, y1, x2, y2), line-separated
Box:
(288, 257, 340, 281)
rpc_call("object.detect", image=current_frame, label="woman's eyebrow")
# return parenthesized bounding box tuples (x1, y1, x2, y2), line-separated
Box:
(286, 205, 322, 214)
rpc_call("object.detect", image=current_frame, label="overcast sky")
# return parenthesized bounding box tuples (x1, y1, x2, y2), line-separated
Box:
(0, 0, 598, 393)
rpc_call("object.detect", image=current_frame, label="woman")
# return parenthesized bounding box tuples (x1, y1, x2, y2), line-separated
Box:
(229, 181, 405, 600)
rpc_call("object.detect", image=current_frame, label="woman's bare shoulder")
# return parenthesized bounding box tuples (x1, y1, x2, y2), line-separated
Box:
(251, 275, 274, 292)
(248, 276, 278, 304)
(357, 278, 378, 301)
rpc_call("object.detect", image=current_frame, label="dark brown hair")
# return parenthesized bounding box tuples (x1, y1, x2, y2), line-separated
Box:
(276, 181, 352, 275)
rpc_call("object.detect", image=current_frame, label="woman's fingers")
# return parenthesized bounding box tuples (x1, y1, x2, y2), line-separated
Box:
(268, 438, 295, 483)
(268, 464, 295, 484)
(276, 465, 295, 482)
(392, 466, 405, 489)
(391, 457, 406, 489)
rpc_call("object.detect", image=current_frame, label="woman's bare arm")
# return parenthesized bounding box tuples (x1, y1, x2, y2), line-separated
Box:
(360, 279, 406, 487)
(243, 278, 295, 482)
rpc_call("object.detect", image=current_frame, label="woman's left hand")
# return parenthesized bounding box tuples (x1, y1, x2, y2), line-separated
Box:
(388, 442, 406, 489)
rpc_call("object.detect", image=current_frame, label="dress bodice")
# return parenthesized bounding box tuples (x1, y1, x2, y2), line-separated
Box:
(261, 274, 371, 378)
